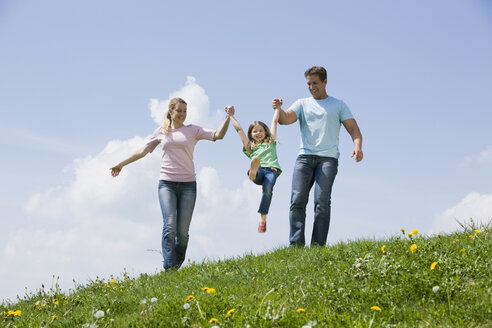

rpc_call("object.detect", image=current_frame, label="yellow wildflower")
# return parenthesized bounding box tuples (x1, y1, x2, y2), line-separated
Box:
(475, 229, 482, 233)
(206, 288, 216, 294)
(411, 229, 418, 236)
(410, 244, 418, 253)
(54, 301, 59, 305)
(381, 245, 386, 252)
(52, 315, 59, 320)
(13, 310, 21, 316)
(407, 233, 412, 238)
(111, 278, 116, 284)
(371, 305, 382, 311)
(437, 232, 441, 238)
(460, 248, 466, 254)
(185, 295, 195, 302)
(209, 317, 218, 323)
(201, 287, 209, 291)
(430, 262, 437, 270)
(227, 308, 235, 317)
(400, 228, 405, 234)
(296, 308, 305, 313)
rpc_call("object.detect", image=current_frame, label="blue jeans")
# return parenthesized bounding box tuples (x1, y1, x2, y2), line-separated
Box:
(249, 167, 278, 214)
(158, 180, 196, 270)
(289, 155, 338, 246)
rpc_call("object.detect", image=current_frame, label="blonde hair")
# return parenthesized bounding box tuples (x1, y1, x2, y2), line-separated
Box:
(162, 97, 187, 134)
(246, 121, 273, 154)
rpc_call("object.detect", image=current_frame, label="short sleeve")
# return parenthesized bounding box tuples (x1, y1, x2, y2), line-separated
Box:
(339, 101, 354, 122)
(288, 99, 303, 119)
(143, 127, 161, 153)
(195, 125, 216, 141)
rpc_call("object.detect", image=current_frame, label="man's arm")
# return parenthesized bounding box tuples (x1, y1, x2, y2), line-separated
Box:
(272, 98, 297, 125)
(342, 118, 363, 162)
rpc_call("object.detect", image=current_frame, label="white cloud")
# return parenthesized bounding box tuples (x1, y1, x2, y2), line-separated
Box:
(431, 192, 492, 233)
(461, 145, 492, 166)
(149, 76, 224, 129)
(0, 77, 282, 301)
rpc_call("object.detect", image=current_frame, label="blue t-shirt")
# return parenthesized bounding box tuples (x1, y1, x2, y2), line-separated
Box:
(289, 96, 353, 158)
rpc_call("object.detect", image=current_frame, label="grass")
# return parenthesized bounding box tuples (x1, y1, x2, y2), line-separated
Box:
(2, 221, 491, 327)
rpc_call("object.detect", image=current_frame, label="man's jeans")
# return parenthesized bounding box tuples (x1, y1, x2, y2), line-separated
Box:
(289, 155, 338, 246)
(158, 180, 196, 270)
(251, 167, 278, 214)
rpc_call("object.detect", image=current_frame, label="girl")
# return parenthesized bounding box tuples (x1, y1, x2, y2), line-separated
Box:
(111, 97, 231, 270)
(226, 106, 281, 233)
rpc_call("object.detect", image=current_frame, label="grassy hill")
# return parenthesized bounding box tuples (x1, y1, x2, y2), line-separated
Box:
(2, 223, 490, 327)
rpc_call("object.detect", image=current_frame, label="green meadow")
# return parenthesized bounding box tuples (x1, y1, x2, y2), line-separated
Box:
(2, 222, 490, 327)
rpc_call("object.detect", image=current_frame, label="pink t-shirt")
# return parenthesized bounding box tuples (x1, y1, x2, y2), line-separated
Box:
(144, 124, 216, 182)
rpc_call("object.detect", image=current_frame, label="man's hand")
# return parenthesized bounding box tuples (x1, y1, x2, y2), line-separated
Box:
(351, 148, 363, 162)
(272, 98, 283, 110)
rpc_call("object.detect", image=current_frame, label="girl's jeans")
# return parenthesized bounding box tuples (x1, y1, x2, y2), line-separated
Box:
(289, 155, 338, 247)
(251, 167, 279, 215)
(158, 180, 196, 270)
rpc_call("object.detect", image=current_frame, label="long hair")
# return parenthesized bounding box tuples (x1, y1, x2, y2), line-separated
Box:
(246, 121, 272, 154)
(162, 97, 187, 134)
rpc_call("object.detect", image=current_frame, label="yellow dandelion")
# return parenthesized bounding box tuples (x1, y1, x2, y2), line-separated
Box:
(185, 295, 195, 302)
(381, 245, 386, 252)
(430, 262, 437, 270)
(411, 229, 418, 236)
(475, 229, 482, 233)
(407, 233, 412, 238)
(52, 315, 59, 320)
(296, 308, 305, 313)
(206, 288, 216, 294)
(227, 308, 235, 317)
(460, 248, 466, 254)
(201, 287, 209, 291)
(437, 232, 441, 238)
(410, 244, 417, 253)
(400, 228, 405, 234)
(13, 310, 22, 316)
(209, 317, 218, 323)
(371, 305, 382, 311)
(111, 278, 116, 284)
(54, 301, 59, 305)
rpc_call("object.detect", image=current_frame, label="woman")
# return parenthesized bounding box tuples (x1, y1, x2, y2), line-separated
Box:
(110, 97, 231, 270)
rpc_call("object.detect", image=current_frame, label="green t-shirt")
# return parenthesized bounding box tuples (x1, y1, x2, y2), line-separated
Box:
(243, 140, 282, 175)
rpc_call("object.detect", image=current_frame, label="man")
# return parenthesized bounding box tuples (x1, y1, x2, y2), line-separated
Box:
(273, 66, 363, 246)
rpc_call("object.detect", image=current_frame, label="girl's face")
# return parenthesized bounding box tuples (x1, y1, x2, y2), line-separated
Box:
(251, 124, 266, 142)
(169, 103, 187, 125)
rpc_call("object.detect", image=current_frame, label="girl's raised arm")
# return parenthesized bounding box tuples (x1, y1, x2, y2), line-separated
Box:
(227, 106, 249, 149)
(270, 108, 280, 142)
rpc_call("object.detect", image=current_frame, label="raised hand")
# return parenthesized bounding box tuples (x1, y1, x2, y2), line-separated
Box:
(225, 105, 235, 116)
(272, 98, 283, 110)
(110, 165, 122, 177)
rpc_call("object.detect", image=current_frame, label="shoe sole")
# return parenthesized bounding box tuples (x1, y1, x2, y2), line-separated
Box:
(249, 157, 261, 181)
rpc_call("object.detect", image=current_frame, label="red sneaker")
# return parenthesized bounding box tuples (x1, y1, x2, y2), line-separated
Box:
(258, 221, 266, 233)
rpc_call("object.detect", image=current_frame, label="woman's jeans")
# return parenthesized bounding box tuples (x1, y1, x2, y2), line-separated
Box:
(289, 155, 338, 247)
(250, 167, 278, 215)
(158, 180, 196, 270)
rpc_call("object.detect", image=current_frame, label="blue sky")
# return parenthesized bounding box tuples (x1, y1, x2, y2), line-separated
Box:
(1, 0, 491, 301)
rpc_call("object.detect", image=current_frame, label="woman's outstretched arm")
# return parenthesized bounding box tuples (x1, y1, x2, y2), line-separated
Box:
(213, 110, 231, 141)
(110, 147, 150, 177)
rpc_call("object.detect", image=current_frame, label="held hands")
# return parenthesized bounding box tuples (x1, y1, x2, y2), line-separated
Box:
(225, 105, 235, 117)
(272, 98, 283, 110)
(351, 149, 364, 162)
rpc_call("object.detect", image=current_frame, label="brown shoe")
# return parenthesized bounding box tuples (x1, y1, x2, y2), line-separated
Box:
(249, 157, 261, 181)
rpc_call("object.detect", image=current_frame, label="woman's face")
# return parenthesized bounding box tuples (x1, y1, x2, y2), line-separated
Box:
(169, 103, 187, 125)
(251, 124, 266, 142)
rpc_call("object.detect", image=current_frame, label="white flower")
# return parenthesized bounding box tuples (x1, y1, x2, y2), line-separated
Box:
(140, 299, 147, 305)
(211, 326, 220, 328)
(150, 297, 158, 303)
(94, 310, 105, 319)
(432, 286, 440, 293)
(355, 263, 362, 269)
(183, 303, 191, 310)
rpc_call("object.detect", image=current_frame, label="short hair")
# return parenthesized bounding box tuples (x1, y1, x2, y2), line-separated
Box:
(304, 66, 327, 82)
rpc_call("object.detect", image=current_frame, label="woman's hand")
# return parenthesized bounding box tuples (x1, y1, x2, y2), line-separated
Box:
(110, 165, 123, 177)
(225, 105, 235, 116)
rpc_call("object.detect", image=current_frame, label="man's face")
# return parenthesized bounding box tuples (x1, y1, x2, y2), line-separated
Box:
(306, 74, 327, 99)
